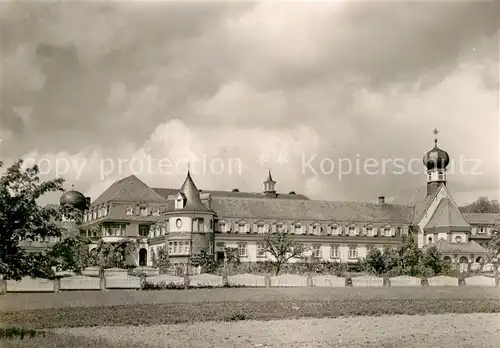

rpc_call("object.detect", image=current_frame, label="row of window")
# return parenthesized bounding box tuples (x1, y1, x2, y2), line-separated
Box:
(237, 243, 375, 259)
(83, 206, 109, 222)
(220, 222, 401, 237)
(126, 207, 161, 217)
(168, 241, 191, 255)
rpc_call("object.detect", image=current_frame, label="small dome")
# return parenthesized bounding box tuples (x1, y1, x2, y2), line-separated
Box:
(59, 190, 87, 211)
(423, 140, 450, 170)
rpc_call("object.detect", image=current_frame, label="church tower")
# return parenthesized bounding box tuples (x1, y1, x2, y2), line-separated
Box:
(263, 170, 277, 198)
(422, 129, 450, 196)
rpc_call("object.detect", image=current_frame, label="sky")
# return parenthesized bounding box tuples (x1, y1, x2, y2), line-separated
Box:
(0, 0, 499, 206)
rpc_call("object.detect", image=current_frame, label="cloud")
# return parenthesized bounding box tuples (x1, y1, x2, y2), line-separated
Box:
(1, 1, 499, 206)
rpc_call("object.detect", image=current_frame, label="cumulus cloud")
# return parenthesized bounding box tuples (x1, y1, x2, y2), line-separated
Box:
(1, 1, 498, 205)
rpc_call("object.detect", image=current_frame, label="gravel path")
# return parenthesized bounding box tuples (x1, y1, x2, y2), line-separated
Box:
(55, 313, 500, 348)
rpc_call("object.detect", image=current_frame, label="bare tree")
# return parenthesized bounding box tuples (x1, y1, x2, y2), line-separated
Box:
(261, 231, 307, 275)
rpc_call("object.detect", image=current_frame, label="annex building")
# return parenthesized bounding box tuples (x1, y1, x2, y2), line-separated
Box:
(54, 138, 498, 268)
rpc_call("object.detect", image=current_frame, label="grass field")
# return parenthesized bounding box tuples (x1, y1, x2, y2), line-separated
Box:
(1, 287, 500, 329)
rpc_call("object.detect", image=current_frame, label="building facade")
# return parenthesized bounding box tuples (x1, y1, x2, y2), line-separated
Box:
(54, 138, 497, 268)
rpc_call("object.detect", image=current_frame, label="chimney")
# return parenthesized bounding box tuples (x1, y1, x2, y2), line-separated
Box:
(378, 196, 385, 204)
(232, 188, 239, 192)
(289, 191, 296, 195)
(85, 197, 91, 208)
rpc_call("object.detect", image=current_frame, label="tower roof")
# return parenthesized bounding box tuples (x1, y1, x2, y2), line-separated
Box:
(423, 129, 450, 170)
(178, 170, 211, 212)
(425, 198, 470, 230)
(264, 169, 275, 183)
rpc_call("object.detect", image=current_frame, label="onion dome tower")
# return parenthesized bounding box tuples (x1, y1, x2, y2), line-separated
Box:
(60, 186, 87, 212)
(423, 129, 450, 196)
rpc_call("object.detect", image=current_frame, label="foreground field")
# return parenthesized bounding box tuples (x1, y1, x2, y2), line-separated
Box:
(4, 313, 500, 348)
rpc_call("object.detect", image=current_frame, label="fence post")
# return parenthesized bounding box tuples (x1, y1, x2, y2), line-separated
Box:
(99, 269, 106, 291)
(53, 277, 61, 293)
(0, 278, 6, 295)
(307, 273, 313, 287)
(383, 276, 391, 287)
(265, 274, 271, 288)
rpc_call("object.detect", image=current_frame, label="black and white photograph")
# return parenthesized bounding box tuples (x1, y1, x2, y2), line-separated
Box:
(0, 0, 499, 347)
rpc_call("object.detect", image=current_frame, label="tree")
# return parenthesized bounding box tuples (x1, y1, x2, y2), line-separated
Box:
(397, 234, 422, 274)
(0, 160, 67, 280)
(421, 245, 450, 276)
(486, 224, 500, 270)
(261, 231, 307, 275)
(191, 249, 216, 273)
(46, 235, 91, 274)
(363, 248, 386, 275)
(150, 246, 170, 273)
(88, 239, 137, 271)
(459, 197, 500, 213)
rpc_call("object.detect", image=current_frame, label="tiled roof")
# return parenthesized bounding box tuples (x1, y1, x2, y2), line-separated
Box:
(390, 186, 440, 224)
(152, 187, 309, 200)
(422, 239, 487, 254)
(463, 213, 500, 225)
(209, 197, 414, 223)
(177, 171, 211, 212)
(425, 198, 470, 229)
(92, 175, 167, 206)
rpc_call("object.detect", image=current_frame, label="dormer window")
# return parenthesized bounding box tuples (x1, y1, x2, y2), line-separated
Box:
(140, 207, 148, 216)
(479, 227, 485, 234)
(126, 207, 134, 216)
(92, 211, 97, 219)
(455, 235, 463, 243)
(294, 224, 302, 234)
(97, 209, 102, 218)
(192, 218, 204, 232)
(366, 227, 373, 237)
(331, 225, 339, 236)
(152, 209, 160, 216)
(312, 224, 321, 235)
(83, 214, 88, 223)
(384, 227, 391, 237)
(257, 223, 265, 234)
(103, 206, 108, 216)
(238, 223, 247, 233)
(276, 224, 284, 233)
(349, 226, 356, 236)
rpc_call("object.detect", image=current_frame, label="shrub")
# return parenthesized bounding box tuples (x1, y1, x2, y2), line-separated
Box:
(0, 328, 45, 340)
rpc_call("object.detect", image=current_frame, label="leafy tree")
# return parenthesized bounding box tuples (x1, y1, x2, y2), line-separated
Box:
(191, 249, 216, 273)
(397, 234, 422, 274)
(88, 239, 137, 271)
(486, 225, 500, 270)
(261, 231, 307, 275)
(421, 245, 450, 276)
(459, 197, 500, 213)
(363, 248, 386, 275)
(46, 235, 91, 274)
(151, 246, 171, 273)
(0, 160, 67, 280)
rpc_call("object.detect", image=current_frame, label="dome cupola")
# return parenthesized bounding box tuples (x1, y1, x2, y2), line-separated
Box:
(423, 129, 450, 170)
(59, 186, 87, 211)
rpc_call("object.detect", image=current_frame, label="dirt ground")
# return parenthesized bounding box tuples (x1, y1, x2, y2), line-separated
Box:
(55, 313, 500, 348)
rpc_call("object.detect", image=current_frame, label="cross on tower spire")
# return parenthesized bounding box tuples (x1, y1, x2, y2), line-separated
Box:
(433, 128, 439, 146)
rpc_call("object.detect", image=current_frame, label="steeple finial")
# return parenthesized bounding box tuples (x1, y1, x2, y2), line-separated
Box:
(433, 128, 439, 146)
(187, 162, 191, 175)
(71, 184, 75, 190)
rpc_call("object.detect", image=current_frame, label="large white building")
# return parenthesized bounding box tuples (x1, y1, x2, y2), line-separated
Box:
(54, 137, 497, 268)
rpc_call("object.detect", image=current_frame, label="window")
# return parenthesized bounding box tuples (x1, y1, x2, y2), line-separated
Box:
(479, 227, 486, 234)
(140, 207, 148, 216)
(330, 245, 339, 258)
(276, 224, 284, 233)
(257, 224, 265, 234)
(161, 226, 166, 236)
(312, 245, 321, 258)
(237, 243, 247, 257)
(428, 174, 431, 180)
(331, 226, 339, 235)
(366, 245, 374, 254)
(126, 207, 133, 216)
(192, 218, 204, 232)
(294, 224, 302, 234)
(106, 224, 122, 236)
(366, 227, 373, 237)
(220, 222, 228, 232)
(312, 225, 321, 235)
(428, 236, 433, 244)
(168, 240, 190, 255)
(238, 223, 246, 233)
(175, 198, 183, 209)
(349, 226, 356, 236)
(348, 246, 357, 259)
(83, 214, 87, 222)
(438, 173, 443, 180)
(257, 243, 266, 257)
(208, 241, 214, 254)
(92, 211, 97, 219)
(103, 206, 108, 216)
(209, 220, 213, 231)
(455, 236, 462, 243)
(152, 209, 160, 216)
(139, 225, 149, 237)
(384, 227, 391, 237)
